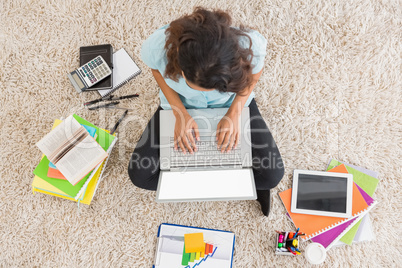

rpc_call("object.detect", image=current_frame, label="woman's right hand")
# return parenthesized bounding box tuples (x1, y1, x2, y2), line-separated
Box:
(174, 112, 200, 154)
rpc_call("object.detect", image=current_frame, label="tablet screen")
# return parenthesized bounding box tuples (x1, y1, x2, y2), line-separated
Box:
(296, 174, 348, 213)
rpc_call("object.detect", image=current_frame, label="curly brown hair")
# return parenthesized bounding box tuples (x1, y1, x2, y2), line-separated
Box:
(164, 7, 254, 94)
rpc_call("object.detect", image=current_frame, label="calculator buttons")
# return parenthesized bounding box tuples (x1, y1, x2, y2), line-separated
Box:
(72, 55, 111, 89)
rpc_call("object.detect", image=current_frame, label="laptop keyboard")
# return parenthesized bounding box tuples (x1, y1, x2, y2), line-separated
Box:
(170, 136, 242, 168)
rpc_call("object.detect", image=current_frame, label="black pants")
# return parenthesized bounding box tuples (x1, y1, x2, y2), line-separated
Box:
(128, 99, 284, 191)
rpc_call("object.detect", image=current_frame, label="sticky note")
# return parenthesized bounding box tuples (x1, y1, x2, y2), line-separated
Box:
(201, 248, 205, 258)
(181, 245, 190, 266)
(205, 243, 210, 254)
(184, 233, 205, 253)
(195, 252, 200, 260)
(189, 252, 195, 262)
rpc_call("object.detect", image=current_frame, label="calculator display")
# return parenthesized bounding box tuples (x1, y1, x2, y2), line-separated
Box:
(72, 73, 84, 88)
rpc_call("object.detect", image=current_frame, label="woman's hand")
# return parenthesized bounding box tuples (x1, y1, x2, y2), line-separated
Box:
(216, 111, 240, 152)
(174, 112, 200, 154)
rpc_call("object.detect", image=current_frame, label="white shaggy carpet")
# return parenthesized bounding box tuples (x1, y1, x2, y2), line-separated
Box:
(0, 0, 401, 267)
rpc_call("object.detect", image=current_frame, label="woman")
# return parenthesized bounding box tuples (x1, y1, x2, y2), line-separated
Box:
(128, 7, 284, 216)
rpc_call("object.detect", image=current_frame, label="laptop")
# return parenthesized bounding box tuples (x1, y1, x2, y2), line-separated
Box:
(156, 107, 257, 202)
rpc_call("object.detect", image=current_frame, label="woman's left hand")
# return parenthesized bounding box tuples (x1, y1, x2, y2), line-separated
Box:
(216, 111, 240, 152)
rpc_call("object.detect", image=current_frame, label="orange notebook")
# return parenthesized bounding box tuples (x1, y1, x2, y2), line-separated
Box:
(279, 164, 369, 241)
(47, 167, 67, 180)
(47, 165, 99, 185)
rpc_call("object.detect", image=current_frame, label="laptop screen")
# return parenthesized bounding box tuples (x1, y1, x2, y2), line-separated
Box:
(156, 169, 256, 202)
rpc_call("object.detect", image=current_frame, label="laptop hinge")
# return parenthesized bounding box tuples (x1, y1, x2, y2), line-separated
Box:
(170, 164, 242, 171)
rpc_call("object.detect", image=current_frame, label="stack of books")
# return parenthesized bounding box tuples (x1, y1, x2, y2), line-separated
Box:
(32, 114, 117, 206)
(279, 159, 379, 250)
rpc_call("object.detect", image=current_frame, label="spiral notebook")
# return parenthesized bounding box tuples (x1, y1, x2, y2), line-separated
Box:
(310, 187, 376, 249)
(97, 48, 141, 97)
(279, 164, 374, 242)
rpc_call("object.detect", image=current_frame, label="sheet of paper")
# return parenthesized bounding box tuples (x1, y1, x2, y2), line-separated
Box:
(354, 214, 375, 242)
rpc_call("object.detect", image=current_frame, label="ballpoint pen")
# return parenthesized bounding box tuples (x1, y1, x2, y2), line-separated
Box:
(87, 101, 120, 110)
(103, 106, 134, 111)
(84, 94, 139, 106)
(110, 110, 129, 135)
(108, 94, 139, 101)
(84, 95, 114, 106)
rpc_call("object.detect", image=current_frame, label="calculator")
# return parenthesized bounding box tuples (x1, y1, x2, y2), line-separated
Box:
(68, 55, 112, 93)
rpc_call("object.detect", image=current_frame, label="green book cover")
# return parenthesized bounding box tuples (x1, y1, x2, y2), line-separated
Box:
(33, 114, 116, 197)
(33, 155, 91, 197)
(327, 159, 379, 245)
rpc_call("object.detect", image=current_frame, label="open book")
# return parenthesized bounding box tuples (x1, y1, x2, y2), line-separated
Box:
(36, 115, 108, 185)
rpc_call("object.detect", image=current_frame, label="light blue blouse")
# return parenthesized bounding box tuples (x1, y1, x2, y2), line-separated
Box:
(141, 25, 267, 109)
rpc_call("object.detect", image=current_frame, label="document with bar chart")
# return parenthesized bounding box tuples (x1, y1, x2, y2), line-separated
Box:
(153, 223, 235, 268)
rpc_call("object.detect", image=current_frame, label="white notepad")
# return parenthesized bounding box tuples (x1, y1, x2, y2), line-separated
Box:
(97, 48, 141, 97)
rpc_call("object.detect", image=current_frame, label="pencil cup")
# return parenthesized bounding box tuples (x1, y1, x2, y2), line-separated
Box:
(274, 232, 301, 256)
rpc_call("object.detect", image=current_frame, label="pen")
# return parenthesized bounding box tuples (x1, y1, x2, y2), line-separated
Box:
(294, 228, 300, 238)
(84, 94, 139, 106)
(104, 106, 134, 111)
(109, 94, 139, 101)
(87, 101, 120, 110)
(287, 247, 297, 256)
(84, 95, 114, 106)
(110, 110, 128, 135)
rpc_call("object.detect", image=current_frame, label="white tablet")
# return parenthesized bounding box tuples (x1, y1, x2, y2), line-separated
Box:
(291, 170, 353, 218)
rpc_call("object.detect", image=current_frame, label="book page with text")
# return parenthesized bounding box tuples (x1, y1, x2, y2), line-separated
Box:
(36, 115, 82, 157)
(56, 135, 108, 184)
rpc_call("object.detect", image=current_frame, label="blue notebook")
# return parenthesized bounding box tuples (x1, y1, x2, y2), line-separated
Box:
(153, 223, 235, 268)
